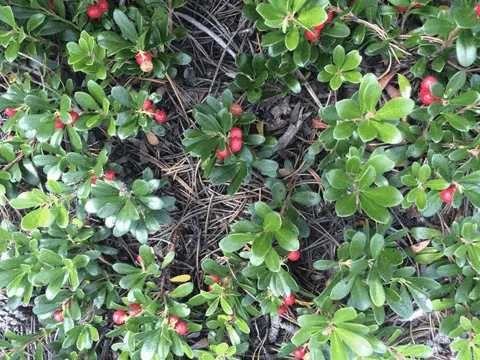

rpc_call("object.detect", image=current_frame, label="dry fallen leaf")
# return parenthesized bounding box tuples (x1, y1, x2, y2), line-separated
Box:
(170, 274, 191, 283)
(312, 119, 329, 129)
(379, 71, 397, 90)
(191, 338, 210, 350)
(256, 121, 264, 136)
(145, 131, 160, 146)
(410, 240, 431, 254)
(387, 85, 402, 99)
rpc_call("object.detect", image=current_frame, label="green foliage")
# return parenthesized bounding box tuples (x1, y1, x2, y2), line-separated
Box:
(314, 224, 441, 320)
(323, 147, 403, 223)
(229, 53, 294, 102)
(220, 202, 300, 276)
(67, 31, 107, 79)
(255, 0, 327, 51)
(317, 45, 363, 90)
(84, 169, 175, 243)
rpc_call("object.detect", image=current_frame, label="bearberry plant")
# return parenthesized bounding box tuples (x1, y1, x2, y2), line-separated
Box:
(1, 0, 480, 359)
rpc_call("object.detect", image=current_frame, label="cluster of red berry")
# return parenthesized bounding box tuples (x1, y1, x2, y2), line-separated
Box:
(112, 303, 142, 325)
(304, 12, 333, 41)
(215, 104, 244, 160)
(420, 76, 442, 105)
(168, 315, 188, 335)
(269, 253, 300, 317)
(54, 111, 80, 129)
(142, 98, 167, 123)
(91, 170, 115, 184)
(278, 293, 295, 316)
(133, 254, 188, 334)
(395, 3, 422, 12)
(136, 51, 154, 73)
(87, 0, 109, 19)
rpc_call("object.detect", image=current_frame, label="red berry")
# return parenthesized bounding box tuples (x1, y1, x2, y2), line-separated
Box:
(113, 310, 127, 325)
(155, 110, 167, 123)
(136, 51, 152, 65)
(210, 274, 221, 283)
(174, 321, 187, 335)
(304, 29, 317, 41)
(168, 315, 179, 324)
(288, 250, 300, 261)
(69, 111, 80, 125)
(278, 305, 287, 315)
(421, 76, 437, 90)
(413, 3, 422, 8)
(53, 310, 64, 322)
(216, 146, 231, 159)
(55, 116, 65, 129)
(136, 254, 143, 263)
(229, 137, 243, 153)
(105, 170, 115, 181)
(421, 92, 435, 105)
(305, 23, 323, 41)
(208, 285, 215, 291)
(128, 304, 142, 317)
(97, 0, 109, 12)
(230, 127, 242, 139)
(140, 60, 153, 73)
(440, 185, 456, 204)
(283, 294, 295, 306)
(229, 104, 243, 116)
(421, 92, 442, 106)
(477, 5, 480, 17)
(87, 5, 102, 19)
(143, 98, 152, 110)
(49, 0, 56, 11)
(4, 108, 17, 117)
(419, 87, 431, 97)
(395, 6, 408, 12)
(326, 12, 334, 23)
(293, 347, 306, 359)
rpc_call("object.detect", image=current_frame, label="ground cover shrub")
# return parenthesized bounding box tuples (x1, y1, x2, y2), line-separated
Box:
(0, 0, 479, 359)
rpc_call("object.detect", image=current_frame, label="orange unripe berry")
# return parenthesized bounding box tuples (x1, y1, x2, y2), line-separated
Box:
(229, 104, 243, 116)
